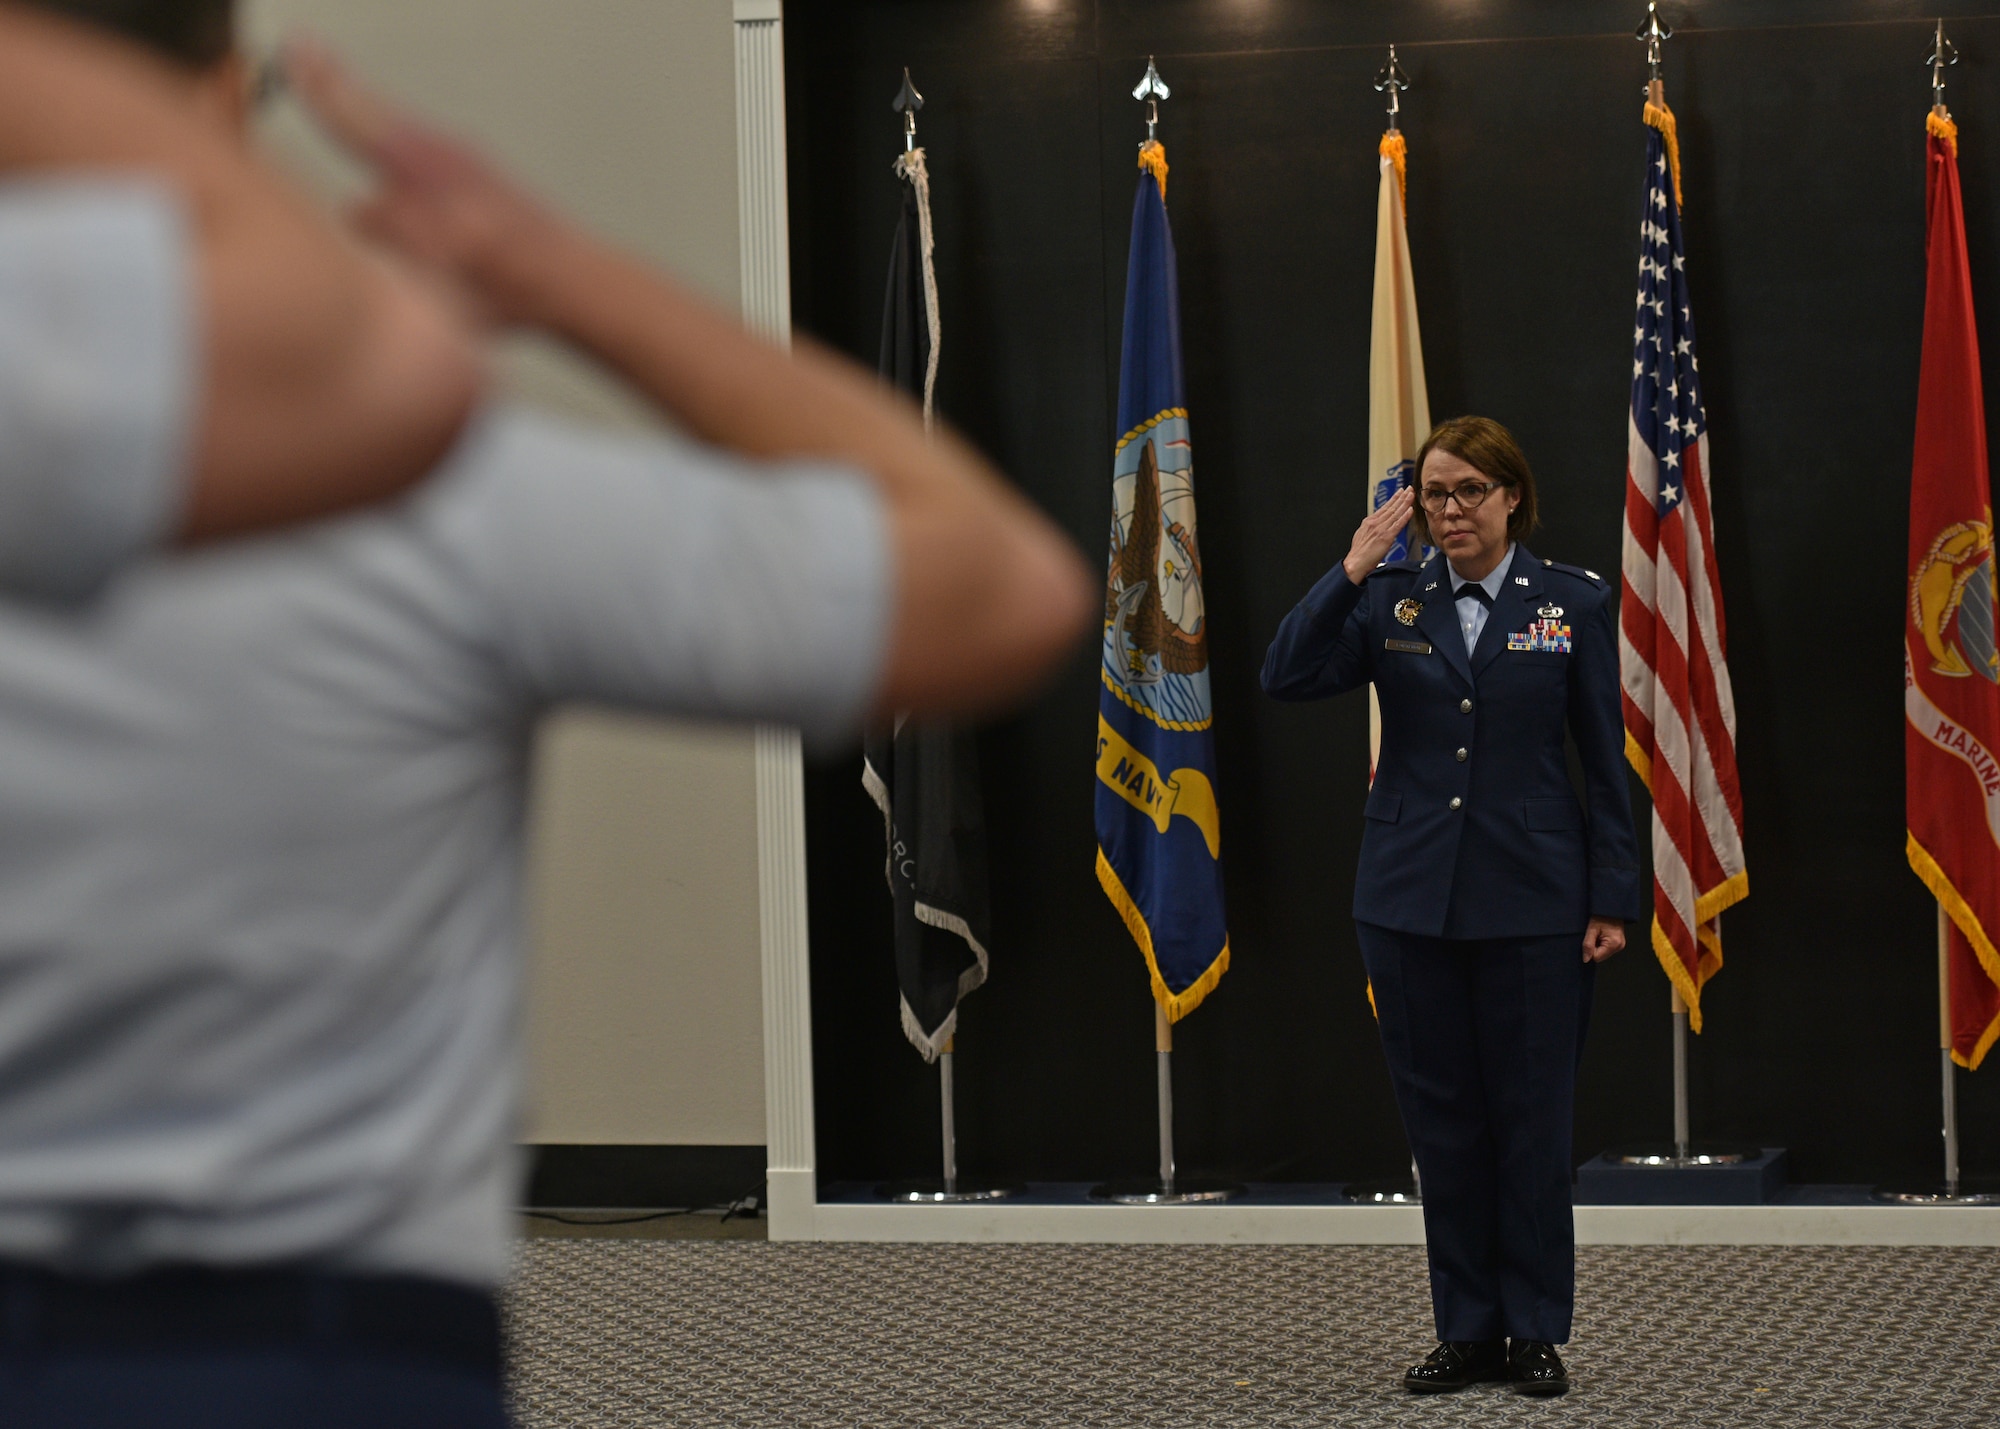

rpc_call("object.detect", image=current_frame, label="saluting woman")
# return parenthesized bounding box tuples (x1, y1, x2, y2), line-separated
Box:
(1262, 416, 1641, 1398)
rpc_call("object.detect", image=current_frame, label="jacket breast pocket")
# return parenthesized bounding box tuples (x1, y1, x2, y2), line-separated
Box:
(1364, 790, 1403, 823)
(1522, 796, 1582, 831)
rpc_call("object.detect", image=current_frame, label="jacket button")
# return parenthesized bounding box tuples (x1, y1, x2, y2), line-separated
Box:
(1455, 748, 1468, 762)
(1449, 797, 1463, 810)
(1460, 699, 1472, 713)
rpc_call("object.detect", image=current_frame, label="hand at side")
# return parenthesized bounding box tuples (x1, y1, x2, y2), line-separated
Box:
(1582, 917, 1626, 963)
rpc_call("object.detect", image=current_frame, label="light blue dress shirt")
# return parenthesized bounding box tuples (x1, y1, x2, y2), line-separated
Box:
(0, 405, 890, 1288)
(0, 182, 191, 602)
(1449, 542, 1518, 656)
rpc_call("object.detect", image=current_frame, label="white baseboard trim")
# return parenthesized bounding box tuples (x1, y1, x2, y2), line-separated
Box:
(765, 1169, 819, 1240)
(801, 1200, 2000, 1247)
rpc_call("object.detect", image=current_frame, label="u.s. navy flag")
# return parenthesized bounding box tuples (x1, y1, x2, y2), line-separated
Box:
(863, 147, 991, 1061)
(1096, 140, 1228, 1022)
(1907, 107, 2000, 1069)
(1619, 93, 1749, 1033)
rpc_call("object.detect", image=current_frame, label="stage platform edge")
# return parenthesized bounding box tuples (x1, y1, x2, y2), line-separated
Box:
(778, 1182, 2000, 1247)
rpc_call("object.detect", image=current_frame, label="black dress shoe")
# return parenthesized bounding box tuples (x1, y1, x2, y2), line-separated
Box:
(1508, 1339, 1570, 1396)
(1402, 1340, 1508, 1393)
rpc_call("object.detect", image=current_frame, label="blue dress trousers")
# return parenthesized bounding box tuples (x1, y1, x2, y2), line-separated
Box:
(1263, 544, 1642, 1344)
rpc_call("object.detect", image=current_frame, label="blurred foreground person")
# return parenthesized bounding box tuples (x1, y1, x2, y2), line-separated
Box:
(0, 4, 481, 600)
(0, 4, 1095, 1426)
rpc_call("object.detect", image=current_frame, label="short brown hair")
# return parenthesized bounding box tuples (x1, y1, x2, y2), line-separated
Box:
(23, 0, 235, 69)
(1411, 415, 1540, 546)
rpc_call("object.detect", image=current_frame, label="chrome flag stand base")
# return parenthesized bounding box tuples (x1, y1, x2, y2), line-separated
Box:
(1346, 1155, 1422, 1205)
(878, 1046, 1020, 1204)
(1873, 1184, 2000, 1207)
(880, 1182, 1020, 1204)
(1877, 916, 2000, 1205)
(1090, 1006, 1242, 1205)
(1344, 1181, 1421, 1206)
(1091, 1177, 1240, 1205)
(1613, 982, 1754, 1170)
(1609, 1145, 1756, 1169)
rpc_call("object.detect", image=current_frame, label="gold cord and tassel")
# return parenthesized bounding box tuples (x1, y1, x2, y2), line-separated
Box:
(1137, 139, 1169, 198)
(1642, 79, 1683, 209)
(1379, 129, 1408, 210)
(1928, 106, 1959, 156)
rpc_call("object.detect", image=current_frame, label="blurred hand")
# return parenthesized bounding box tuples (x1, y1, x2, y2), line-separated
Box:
(1582, 917, 1626, 963)
(1341, 486, 1417, 583)
(283, 40, 574, 328)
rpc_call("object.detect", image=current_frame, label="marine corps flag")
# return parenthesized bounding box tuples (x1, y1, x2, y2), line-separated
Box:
(1906, 107, 2000, 1070)
(1096, 140, 1228, 1022)
(863, 147, 991, 1060)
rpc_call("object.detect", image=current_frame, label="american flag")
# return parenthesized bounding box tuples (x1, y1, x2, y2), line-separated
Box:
(1619, 105, 1749, 1032)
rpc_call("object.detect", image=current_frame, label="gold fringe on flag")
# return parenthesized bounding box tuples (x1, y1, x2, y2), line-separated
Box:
(1379, 129, 1407, 210)
(1096, 847, 1228, 1022)
(1643, 85, 1683, 209)
(1137, 139, 1169, 198)
(1928, 106, 1960, 156)
(1909, 832, 2000, 1069)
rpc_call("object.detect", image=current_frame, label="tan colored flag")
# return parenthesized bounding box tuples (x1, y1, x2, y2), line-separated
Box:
(1367, 131, 1431, 770)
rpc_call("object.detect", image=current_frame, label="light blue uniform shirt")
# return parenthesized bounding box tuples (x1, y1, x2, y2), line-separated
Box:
(0, 393, 890, 1289)
(1449, 542, 1518, 656)
(0, 182, 191, 601)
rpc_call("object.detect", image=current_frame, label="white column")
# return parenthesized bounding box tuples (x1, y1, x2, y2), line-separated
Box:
(733, 0, 816, 1240)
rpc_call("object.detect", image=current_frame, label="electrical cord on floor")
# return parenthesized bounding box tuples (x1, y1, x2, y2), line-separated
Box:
(522, 1179, 766, 1227)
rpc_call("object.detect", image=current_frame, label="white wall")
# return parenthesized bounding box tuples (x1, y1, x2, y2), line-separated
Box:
(248, 0, 766, 1146)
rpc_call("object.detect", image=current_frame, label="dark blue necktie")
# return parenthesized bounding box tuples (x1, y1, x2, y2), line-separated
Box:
(1455, 583, 1493, 607)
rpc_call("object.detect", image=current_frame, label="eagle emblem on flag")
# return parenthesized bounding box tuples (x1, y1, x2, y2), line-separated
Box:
(1911, 514, 1999, 682)
(1104, 411, 1211, 723)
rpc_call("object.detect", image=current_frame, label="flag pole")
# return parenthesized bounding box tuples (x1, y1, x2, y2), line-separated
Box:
(1939, 905, 1960, 1195)
(1874, 903, 2000, 1204)
(882, 1031, 1020, 1203)
(940, 1035, 958, 1196)
(1613, 910, 1754, 1169)
(1089, 997, 1240, 1204)
(1156, 1005, 1175, 1193)
(1670, 986, 1691, 1162)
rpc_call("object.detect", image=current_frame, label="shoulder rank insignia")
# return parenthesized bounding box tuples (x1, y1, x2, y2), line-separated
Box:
(1393, 598, 1422, 626)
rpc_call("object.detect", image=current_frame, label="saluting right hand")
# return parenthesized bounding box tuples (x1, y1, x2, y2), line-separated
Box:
(1341, 486, 1418, 584)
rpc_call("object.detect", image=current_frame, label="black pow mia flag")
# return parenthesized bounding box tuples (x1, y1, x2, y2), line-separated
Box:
(862, 148, 990, 1061)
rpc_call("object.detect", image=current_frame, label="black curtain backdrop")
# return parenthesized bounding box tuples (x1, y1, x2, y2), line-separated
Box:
(786, 0, 2000, 1190)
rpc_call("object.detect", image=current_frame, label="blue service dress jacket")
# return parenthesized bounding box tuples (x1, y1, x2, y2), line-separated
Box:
(1262, 544, 1643, 939)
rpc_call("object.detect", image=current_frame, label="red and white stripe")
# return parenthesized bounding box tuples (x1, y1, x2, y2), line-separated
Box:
(1621, 423, 1748, 1028)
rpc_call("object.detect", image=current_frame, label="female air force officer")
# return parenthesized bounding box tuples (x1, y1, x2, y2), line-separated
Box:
(1262, 416, 1641, 1398)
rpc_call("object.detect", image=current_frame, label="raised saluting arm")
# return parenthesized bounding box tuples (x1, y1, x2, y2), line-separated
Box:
(282, 44, 1094, 722)
(0, 7, 480, 589)
(1261, 486, 1415, 701)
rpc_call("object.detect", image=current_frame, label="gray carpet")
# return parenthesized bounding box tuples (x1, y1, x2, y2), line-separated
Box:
(506, 1241, 2000, 1426)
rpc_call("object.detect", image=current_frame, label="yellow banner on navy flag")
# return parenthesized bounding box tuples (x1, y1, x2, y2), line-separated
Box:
(1095, 715, 1220, 859)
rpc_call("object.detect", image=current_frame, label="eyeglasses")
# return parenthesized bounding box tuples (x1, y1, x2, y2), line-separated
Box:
(1419, 481, 1498, 513)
